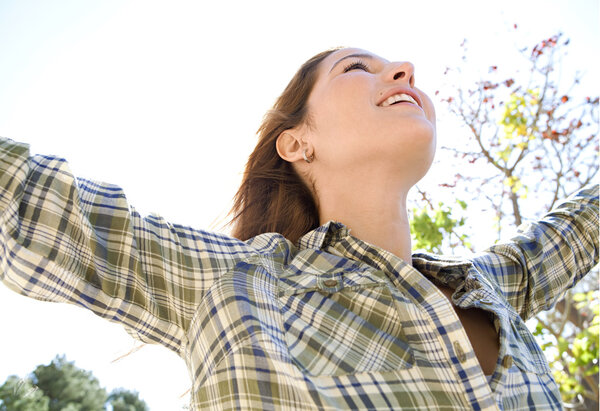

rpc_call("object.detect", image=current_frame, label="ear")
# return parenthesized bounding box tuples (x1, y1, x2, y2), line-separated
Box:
(276, 130, 305, 163)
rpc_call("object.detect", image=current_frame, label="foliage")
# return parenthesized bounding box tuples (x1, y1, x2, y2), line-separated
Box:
(410, 193, 471, 253)
(0, 376, 49, 411)
(0, 356, 148, 411)
(411, 29, 599, 409)
(533, 285, 599, 407)
(108, 388, 149, 411)
(32, 355, 107, 411)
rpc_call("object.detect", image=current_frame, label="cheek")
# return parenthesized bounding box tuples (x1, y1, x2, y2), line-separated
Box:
(315, 78, 376, 135)
(326, 74, 372, 111)
(420, 93, 437, 127)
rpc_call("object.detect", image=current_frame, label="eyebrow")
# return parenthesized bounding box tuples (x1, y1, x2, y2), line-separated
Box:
(328, 53, 377, 73)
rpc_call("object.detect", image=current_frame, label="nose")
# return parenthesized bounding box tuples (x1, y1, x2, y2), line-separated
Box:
(386, 61, 415, 87)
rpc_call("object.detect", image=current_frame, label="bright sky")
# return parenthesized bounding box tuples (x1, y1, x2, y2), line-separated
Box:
(0, 1, 598, 409)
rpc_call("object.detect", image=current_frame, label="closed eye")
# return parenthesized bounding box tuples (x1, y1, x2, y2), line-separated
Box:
(343, 60, 370, 73)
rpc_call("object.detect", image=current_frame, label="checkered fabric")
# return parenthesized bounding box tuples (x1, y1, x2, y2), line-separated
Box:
(1, 137, 598, 410)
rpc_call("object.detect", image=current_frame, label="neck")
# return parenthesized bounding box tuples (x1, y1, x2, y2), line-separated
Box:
(317, 174, 413, 265)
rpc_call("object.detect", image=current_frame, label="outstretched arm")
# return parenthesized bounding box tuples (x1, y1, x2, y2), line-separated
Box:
(0, 138, 255, 355)
(471, 184, 599, 321)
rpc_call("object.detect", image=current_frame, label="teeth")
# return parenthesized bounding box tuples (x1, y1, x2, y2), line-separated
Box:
(381, 93, 418, 107)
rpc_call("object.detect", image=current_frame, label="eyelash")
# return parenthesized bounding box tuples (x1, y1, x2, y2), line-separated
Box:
(343, 60, 370, 73)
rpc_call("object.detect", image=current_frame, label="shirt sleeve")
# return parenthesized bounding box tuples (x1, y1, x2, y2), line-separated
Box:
(0, 138, 255, 355)
(471, 184, 599, 321)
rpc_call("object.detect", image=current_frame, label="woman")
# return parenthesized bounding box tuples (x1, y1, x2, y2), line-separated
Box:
(0, 47, 597, 410)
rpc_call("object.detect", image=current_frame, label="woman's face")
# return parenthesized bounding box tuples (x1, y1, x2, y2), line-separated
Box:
(305, 47, 437, 188)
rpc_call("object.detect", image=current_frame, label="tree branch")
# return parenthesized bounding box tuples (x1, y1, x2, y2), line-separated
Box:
(508, 188, 522, 226)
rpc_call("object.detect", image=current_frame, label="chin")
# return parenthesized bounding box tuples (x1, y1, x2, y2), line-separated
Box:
(386, 124, 436, 180)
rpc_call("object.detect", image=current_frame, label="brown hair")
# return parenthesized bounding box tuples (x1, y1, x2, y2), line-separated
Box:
(229, 48, 341, 243)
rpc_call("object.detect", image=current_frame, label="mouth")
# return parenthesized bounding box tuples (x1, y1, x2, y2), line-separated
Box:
(377, 88, 423, 109)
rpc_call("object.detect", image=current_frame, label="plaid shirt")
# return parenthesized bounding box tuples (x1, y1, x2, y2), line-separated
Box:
(1, 137, 598, 411)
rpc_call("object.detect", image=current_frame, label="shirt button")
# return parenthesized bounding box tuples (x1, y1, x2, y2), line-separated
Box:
(502, 355, 513, 369)
(453, 341, 467, 363)
(323, 279, 338, 287)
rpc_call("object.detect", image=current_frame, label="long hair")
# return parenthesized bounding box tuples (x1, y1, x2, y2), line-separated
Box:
(230, 48, 341, 243)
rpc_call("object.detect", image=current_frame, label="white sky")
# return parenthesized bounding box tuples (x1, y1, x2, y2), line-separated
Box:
(0, 0, 598, 409)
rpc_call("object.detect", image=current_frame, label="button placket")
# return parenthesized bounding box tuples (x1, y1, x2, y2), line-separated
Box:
(453, 340, 467, 363)
(501, 354, 513, 369)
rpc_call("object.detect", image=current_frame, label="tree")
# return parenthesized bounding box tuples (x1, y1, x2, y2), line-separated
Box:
(0, 356, 148, 411)
(435, 31, 597, 238)
(108, 388, 149, 411)
(0, 376, 49, 411)
(411, 30, 598, 409)
(32, 355, 107, 411)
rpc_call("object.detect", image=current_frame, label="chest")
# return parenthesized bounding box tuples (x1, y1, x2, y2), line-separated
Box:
(436, 284, 500, 375)
(188, 252, 549, 386)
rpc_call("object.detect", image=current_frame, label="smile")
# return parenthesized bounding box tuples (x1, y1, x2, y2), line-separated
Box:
(379, 93, 419, 107)
(377, 87, 423, 109)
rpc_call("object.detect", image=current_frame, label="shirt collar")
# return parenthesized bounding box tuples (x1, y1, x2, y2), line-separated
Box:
(297, 221, 473, 287)
(296, 220, 351, 251)
(412, 252, 473, 288)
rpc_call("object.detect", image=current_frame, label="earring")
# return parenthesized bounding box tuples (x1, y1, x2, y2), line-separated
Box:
(303, 149, 314, 163)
